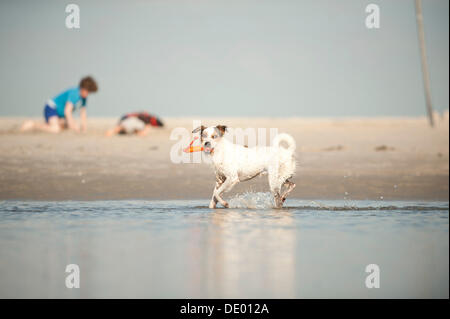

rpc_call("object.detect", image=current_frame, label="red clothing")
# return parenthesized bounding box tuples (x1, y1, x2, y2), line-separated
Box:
(119, 112, 164, 127)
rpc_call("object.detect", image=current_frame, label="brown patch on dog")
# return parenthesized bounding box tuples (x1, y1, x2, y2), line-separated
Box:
(192, 125, 206, 142)
(192, 125, 206, 134)
(216, 125, 228, 136)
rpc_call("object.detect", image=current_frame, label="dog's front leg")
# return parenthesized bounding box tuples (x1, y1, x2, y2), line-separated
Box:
(213, 176, 239, 208)
(209, 175, 225, 208)
(209, 182, 220, 208)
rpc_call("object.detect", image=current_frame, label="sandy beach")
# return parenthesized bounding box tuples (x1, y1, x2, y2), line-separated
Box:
(0, 116, 448, 201)
(1, 117, 449, 299)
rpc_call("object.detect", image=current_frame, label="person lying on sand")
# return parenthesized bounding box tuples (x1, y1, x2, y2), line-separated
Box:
(105, 112, 164, 137)
(21, 76, 98, 133)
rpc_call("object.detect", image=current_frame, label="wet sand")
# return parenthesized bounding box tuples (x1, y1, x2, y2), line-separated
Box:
(0, 116, 448, 201)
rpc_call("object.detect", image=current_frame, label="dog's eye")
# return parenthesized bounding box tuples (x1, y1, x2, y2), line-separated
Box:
(212, 135, 217, 139)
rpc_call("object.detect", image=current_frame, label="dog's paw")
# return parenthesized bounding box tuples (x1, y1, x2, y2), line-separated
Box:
(223, 202, 229, 208)
(209, 202, 217, 209)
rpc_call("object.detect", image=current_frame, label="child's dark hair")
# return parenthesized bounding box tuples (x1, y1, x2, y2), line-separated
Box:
(79, 76, 98, 93)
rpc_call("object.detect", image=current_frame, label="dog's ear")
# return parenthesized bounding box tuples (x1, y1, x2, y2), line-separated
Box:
(192, 125, 206, 134)
(216, 125, 228, 136)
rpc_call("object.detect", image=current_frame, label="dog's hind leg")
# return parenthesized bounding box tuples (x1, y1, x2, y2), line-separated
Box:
(273, 192, 283, 208)
(270, 183, 283, 208)
(268, 167, 284, 208)
(280, 180, 296, 203)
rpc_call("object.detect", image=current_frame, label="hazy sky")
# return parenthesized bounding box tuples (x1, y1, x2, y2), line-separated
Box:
(0, 0, 448, 117)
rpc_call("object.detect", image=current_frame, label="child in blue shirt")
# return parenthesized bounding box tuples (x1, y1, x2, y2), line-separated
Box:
(21, 76, 98, 133)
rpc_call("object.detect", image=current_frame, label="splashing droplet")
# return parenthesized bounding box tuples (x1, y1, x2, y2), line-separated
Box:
(228, 192, 275, 209)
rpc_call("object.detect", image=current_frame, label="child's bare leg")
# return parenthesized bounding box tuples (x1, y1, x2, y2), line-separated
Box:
(33, 116, 61, 133)
(59, 118, 68, 130)
(20, 120, 35, 132)
(105, 125, 123, 137)
(136, 125, 152, 137)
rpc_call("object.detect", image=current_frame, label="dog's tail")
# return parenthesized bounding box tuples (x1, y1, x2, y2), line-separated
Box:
(273, 133, 296, 154)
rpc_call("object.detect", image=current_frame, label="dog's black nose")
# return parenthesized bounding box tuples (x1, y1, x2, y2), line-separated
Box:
(204, 141, 211, 148)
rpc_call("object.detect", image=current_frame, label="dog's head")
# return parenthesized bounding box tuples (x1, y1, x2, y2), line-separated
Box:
(192, 125, 228, 154)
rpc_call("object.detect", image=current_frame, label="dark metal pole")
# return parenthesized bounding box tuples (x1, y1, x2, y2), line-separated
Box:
(415, 0, 434, 127)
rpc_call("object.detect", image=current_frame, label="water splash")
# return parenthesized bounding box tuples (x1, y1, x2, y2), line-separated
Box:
(228, 192, 275, 209)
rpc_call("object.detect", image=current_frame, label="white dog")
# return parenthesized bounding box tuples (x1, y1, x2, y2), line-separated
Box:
(193, 125, 296, 208)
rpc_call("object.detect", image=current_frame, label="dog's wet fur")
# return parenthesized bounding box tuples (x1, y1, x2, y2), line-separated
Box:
(193, 125, 297, 208)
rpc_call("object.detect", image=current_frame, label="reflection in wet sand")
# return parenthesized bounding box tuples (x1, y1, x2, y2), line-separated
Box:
(204, 209, 296, 297)
(0, 200, 447, 298)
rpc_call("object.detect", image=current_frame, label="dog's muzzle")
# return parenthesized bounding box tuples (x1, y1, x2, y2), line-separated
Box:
(203, 142, 214, 154)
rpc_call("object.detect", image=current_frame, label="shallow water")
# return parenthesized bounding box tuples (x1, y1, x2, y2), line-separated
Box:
(0, 194, 448, 298)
